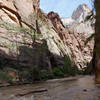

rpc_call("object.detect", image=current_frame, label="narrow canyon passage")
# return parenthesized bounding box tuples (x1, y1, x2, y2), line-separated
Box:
(0, 1, 100, 100)
(0, 76, 100, 100)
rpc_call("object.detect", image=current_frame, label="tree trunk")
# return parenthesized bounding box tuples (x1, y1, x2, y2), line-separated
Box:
(94, 0, 100, 83)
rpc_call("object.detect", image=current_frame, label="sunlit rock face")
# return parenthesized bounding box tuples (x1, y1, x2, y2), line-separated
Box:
(0, 0, 94, 69)
(0, 0, 52, 69)
(61, 4, 95, 68)
(0, 0, 18, 24)
(48, 4, 94, 68)
(61, 17, 74, 27)
(62, 4, 95, 35)
(72, 4, 91, 22)
(62, 4, 92, 24)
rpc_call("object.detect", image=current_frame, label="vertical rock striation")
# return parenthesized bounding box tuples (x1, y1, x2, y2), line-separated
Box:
(0, 0, 94, 69)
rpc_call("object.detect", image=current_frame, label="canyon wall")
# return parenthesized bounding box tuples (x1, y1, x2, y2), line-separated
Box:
(0, 0, 94, 69)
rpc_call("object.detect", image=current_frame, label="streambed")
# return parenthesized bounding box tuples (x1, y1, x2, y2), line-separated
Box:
(0, 76, 100, 100)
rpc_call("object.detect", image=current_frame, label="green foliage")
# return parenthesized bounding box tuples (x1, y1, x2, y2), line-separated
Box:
(18, 70, 31, 83)
(0, 70, 13, 83)
(16, 55, 84, 83)
(63, 56, 78, 76)
(0, 56, 85, 84)
(0, 21, 30, 32)
(18, 67, 42, 82)
(41, 70, 54, 80)
(63, 55, 85, 75)
(0, 67, 19, 84)
(3, 67, 17, 73)
(0, 21, 43, 44)
(76, 69, 84, 75)
(41, 67, 64, 80)
(32, 67, 41, 81)
(53, 67, 64, 78)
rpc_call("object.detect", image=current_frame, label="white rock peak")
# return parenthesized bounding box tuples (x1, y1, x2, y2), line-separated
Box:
(61, 4, 94, 34)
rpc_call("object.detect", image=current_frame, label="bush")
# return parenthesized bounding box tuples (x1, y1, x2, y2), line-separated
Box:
(0, 71, 13, 83)
(76, 69, 84, 75)
(18, 70, 31, 83)
(41, 70, 54, 80)
(0, 67, 18, 84)
(18, 67, 42, 82)
(41, 67, 64, 80)
(63, 56, 78, 76)
(31, 67, 41, 81)
(3, 67, 17, 73)
(53, 67, 64, 78)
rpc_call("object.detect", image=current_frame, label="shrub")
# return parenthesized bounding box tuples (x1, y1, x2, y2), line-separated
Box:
(0, 70, 13, 84)
(53, 67, 64, 78)
(3, 67, 17, 73)
(41, 70, 54, 80)
(18, 70, 31, 83)
(63, 56, 78, 76)
(76, 69, 84, 75)
(31, 67, 41, 81)
(18, 67, 42, 82)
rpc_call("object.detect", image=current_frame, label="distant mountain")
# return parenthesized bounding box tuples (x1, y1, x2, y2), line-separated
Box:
(61, 4, 95, 35)
(72, 4, 92, 22)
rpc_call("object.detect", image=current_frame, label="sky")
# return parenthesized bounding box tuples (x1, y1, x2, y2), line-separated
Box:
(40, 0, 93, 18)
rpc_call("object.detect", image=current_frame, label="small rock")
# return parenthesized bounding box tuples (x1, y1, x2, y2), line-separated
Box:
(83, 89, 87, 92)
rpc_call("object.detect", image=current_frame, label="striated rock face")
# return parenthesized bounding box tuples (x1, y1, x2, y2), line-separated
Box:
(61, 4, 95, 68)
(0, 0, 52, 69)
(0, 21, 51, 69)
(0, 0, 94, 69)
(0, 0, 18, 24)
(48, 10, 94, 68)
